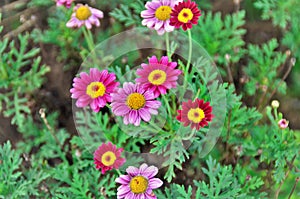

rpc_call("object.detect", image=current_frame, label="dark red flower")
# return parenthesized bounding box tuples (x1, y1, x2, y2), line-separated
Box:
(176, 98, 213, 130)
(170, 0, 201, 31)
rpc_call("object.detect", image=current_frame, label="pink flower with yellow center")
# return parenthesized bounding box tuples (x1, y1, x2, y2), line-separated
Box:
(170, 0, 201, 31)
(111, 82, 161, 126)
(56, 0, 73, 8)
(66, 4, 104, 29)
(136, 55, 181, 98)
(141, 0, 182, 35)
(94, 142, 126, 174)
(70, 68, 119, 112)
(176, 98, 213, 130)
(116, 163, 163, 199)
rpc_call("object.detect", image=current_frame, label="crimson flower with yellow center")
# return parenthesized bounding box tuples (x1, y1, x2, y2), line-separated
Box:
(170, 0, 201, 31)
(93, 142, 126, 174)
(70, 68, 119, 112)
(66, 4, 104, 29)
(136, 55, 182, 98)
(176, 98, 213, 130)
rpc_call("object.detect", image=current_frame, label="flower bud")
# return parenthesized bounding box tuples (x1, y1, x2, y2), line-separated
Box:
(271, 100, 280, 109)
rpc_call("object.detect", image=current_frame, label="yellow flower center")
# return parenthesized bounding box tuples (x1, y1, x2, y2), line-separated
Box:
(76, 6, 92, 20)
(126, 93, 146, 110)
(148, 69, 167, 85)
(178, 8, 194, 23)
(101, 151, 117, 166)
(187, 108, 205, 123)
(155, 5, 172, 21)
(86, 82, 106, 99)
(130, 176, 148, 194)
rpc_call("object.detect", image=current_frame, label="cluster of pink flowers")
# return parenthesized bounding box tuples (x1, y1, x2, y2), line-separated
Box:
(141, 0, 201, 35)
(93, 142, 162, 198)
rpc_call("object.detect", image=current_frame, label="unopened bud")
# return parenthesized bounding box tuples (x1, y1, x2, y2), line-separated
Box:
(271, 100, 280, 109)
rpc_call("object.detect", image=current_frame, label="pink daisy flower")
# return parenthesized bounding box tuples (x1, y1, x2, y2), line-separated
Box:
(66, 4, 104, 29)
(93, 142, 126, 174)
(111, 82, 161, 126)
(170, 0, 201, 31)
(141, 0, 181, 35)
(278, 119, 289, 129)
(70, 68, 119, 112)
(176, 98, 213, 130)
(56, 0, 73, 8)
(136, 55, 182, 98)
(116, 163, 163, 199)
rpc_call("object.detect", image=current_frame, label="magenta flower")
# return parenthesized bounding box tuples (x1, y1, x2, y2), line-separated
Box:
(94, 142, 126, 174)
(56, 0, 73, 8)
(116, 163, 163, 199)
(136, 55, 181, 98)
(70, 68, 119, 112)
(111, 82, 161, 126)
(278, 119, 289, 129)
(66, 4, 104, 29)
(141, 0, 181, 35)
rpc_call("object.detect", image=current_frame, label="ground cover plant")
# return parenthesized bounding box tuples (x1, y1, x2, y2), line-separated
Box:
(0, 0, 299, 198)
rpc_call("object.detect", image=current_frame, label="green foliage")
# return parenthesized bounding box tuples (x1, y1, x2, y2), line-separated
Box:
(244, 39, 287, 97)
(192, 11, 246, 66)
(0, 33, 50, 128)
(110, 0, 145, 27)
(254, 0, 300, 29)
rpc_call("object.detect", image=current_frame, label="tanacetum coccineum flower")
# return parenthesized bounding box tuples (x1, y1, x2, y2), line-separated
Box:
(136, 55, 181, 98)
(94, 142, 126, 174)
(141, 0, 181, 35)
(70, 68, 119, 112)
(116, 163, 163, 199)
(170, 0, 201, 31)
(176, 98, 213, 130)
(66, 4, 104, 29)
(111, 82, 161, 126)
(278, 119, 289, 129)
(56, 0, 73, 8)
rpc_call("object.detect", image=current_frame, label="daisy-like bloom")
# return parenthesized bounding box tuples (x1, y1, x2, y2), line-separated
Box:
(141, 0, 181, 35)
(176, 98, 213, 130)
(111, 82, 161, 126)
(170, 0, 201, 31)
(94, 142, 126, 174)
(56, 0, 73, 8)
(136, 55, 182, 98)
(116, 163, 163, 199)
(278, 119, 289, 129)
(70, 68, 119, 112)
(66, 4, 104, 29)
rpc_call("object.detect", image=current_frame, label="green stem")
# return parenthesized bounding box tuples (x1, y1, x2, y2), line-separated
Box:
(162, 95, 173, 131)
(0, 62, 7, 79)
(82, 27, 98, 65)
(165, 32, 170, 59)
(182, 29, 193, 92)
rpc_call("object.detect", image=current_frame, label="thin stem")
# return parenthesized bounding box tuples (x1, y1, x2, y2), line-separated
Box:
(115, 169, 122, 176)
(82, 27, 98, 65)
(182, 29, 193, 94)
(39, 108, 61, 147)
(186, 29, 192, 75)
(162, 95, 173, 130)
(288, 177, 300, 199)
(165, 32, 171, 59)
(274, 155, 296, 199)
